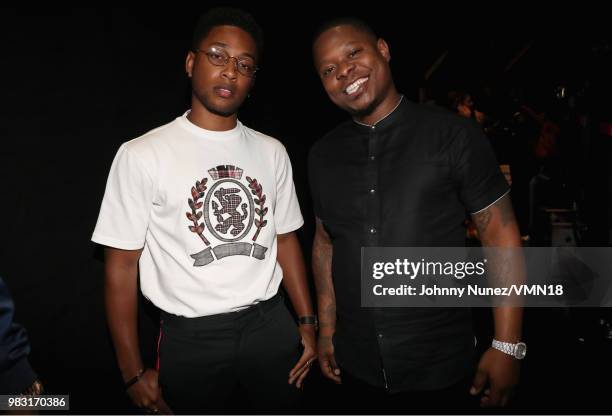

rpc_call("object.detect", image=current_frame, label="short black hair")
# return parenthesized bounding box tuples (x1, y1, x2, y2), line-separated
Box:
(192, 7, 264, 60)
(312, 17, 378, 46)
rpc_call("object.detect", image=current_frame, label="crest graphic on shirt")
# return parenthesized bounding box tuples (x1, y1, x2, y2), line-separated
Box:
(186, 165, 268, 266)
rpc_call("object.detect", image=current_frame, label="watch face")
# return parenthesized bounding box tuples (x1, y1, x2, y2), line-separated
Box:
(515, 342, 527, 359)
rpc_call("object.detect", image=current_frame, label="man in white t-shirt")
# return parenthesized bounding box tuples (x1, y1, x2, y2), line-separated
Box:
(92, 8, 316, 413)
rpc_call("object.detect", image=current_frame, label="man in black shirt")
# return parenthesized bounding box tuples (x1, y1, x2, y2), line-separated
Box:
(309, 18, 524, 411)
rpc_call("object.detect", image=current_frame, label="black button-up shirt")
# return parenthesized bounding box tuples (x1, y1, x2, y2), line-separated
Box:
(308, 97, 508, 392)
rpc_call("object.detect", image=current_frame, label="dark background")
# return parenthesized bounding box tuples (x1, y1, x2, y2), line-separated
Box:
(1, 6, 611, 414)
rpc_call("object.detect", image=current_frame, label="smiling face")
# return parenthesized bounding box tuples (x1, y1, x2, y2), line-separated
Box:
(313, 24, 398, 123)
(186, 25, 257, 123)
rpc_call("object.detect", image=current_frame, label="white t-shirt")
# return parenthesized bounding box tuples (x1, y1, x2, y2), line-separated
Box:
(92, 112, 304, 317)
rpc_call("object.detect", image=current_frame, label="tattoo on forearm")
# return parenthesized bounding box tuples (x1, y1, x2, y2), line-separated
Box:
(312, 231, 334, 296)
(313, 219, 337, 328)
(319, 302, 335, 323)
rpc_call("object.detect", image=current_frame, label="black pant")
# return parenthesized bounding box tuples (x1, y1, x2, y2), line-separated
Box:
(335, 370, 479, 414)
(158, 294, 302, 413)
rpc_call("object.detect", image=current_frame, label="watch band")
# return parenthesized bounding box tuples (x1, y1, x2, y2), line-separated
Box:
(492, 339, 527, 359)
(298, 315, 318, 327)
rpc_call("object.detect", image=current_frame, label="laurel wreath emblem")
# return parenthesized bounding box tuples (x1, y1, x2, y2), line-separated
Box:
(186, 178, 210, 245)
(246, 176, 267, 242)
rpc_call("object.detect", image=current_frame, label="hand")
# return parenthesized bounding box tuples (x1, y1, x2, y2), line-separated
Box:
(470, 347, 521, 407)
(317, 332, 341, 384)
(288, 325, 317, 388)
(126, 369, 173, 414)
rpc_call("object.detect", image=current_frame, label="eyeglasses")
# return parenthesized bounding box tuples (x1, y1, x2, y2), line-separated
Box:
(194, 46, 258, 78)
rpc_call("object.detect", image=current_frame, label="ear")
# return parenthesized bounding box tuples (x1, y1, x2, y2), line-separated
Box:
(185, 51, 195, 78)
(377, 38, 391, 62)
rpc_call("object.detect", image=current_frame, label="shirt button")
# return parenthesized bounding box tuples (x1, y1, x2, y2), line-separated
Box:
(369, 155, 376, 161)
(369, 188, 376, 195)
(378, 333, 384, 339)
(369, 227, 377, 234)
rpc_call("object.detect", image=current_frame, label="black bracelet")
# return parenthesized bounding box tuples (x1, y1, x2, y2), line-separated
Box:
(125, 368, 145, 389)
(298, 315, 318, 326)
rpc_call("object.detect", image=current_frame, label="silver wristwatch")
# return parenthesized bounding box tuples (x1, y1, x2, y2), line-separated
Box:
(492, 339, 527, 359)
